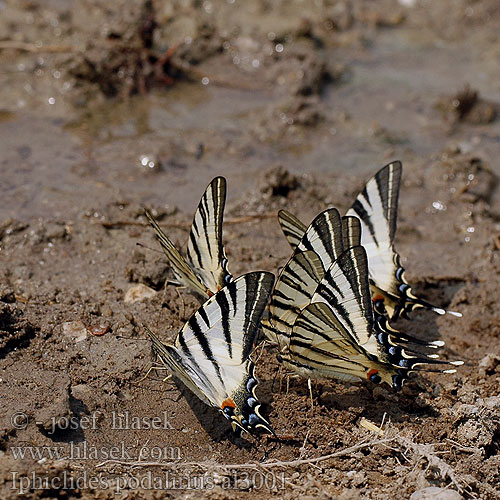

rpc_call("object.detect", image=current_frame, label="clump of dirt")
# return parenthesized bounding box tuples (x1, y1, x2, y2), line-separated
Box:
(67, 1, 225, 100)
(436, 85, 497, 125)
(67, 1, 183, 98)
(0, 300, 37, 360)
(259, 165, 300, 198)
(265, 42, 334, 97)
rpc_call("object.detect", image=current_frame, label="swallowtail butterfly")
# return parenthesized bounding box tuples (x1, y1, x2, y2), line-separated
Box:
(145, 176, 233, 298)
(146, 272, 275, 435)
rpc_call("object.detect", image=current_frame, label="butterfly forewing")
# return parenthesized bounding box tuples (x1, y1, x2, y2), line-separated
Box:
(278, 209, 307, 249)
(346, 161, 402, 298)
(311, 246, 376, 349)
(342, 216, 362, 249)
(295, 208, 344, 271)
(268, 250, 324, 339)
(187, 176, 233, 293)
(176, 272, 273, 388)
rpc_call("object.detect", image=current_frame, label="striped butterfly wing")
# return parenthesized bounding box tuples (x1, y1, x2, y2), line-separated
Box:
(145, 209, 209, 297)
(342, 215, 362, 249)
(346, 162, 402, 301)
(346, 162, 461, 319)
(148, 272, 275, 435)
(278, 210, 307, 249)
(265, 210, 357, 345)
(311, 246, 378, 351)
(279, 208, 344, 272)
(186, 176, 233, 294)
(297, 246, 462, 389)
(265, 250, 324, 344)
(287, 302, 461, 389)
(279, 209, 361, 257)
(287, 302, 396, 385)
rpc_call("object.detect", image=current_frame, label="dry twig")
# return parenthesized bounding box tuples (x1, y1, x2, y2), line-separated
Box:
(101, 213, 276, 230)
(96, 437, 394, 470)
(0, 41, 80, 53)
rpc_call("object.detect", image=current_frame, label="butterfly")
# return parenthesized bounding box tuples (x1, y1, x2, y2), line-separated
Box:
(278, 162, 462, 320)
(145, 176, 233, 298)
(270, 244, 462, 390)
(146, 272, 275, 435)
(264, 207, 440, 351)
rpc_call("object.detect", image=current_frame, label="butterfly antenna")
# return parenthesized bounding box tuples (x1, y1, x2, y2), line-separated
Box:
(136, 241, 164, 254)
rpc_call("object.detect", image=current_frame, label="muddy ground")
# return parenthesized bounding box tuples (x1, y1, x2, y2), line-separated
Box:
(1, 1, 499, 499)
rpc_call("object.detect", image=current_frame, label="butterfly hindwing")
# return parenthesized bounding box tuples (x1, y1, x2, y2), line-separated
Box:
(286, 301, 388, 384)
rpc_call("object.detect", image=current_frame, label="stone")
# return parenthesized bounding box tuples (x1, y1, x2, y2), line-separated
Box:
(62, 321, 88, 342)
(410, 487, 463, 500)
(124, 284, 156, 303)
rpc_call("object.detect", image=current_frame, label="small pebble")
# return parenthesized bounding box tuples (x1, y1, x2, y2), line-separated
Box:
(124, 284, 156, 303)
(410, 487, 463, 500)
(62, 321, 88, 342)
(90, 323, 110, 336)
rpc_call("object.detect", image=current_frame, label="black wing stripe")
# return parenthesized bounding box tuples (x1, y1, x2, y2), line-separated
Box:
(342, 216, 361, 248)
(215, 288, 232, 358)
(189, 231, 204, 269)
(213, 178, 225, 257)
(351, 198, 378, 247)
(199, 196, 212, 260)
(198, 306, 211, 329)
(187, 315, 225, 388)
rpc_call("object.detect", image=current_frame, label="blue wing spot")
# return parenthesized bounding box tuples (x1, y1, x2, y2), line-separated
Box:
(247, 397, 257, 408)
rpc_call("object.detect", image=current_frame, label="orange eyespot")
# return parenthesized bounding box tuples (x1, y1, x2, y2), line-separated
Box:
(207, 290, 214, 297)
(367, 368, 379, 380)
(372, 294, 384, 302)
(221, 398, 236, 410)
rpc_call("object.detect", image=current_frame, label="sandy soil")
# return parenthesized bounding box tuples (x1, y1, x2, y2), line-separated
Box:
(1, 1, 499, 499)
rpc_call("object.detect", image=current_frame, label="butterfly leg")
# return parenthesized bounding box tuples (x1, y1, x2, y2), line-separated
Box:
(137, 364, 168, 383)
(174, 286, 186, 320)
